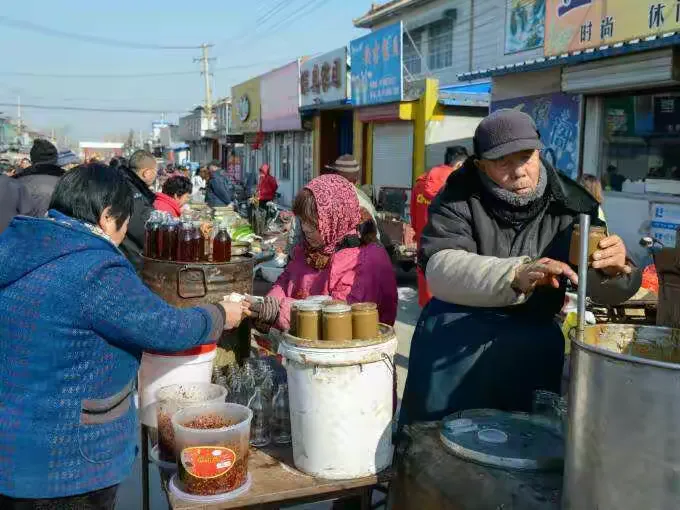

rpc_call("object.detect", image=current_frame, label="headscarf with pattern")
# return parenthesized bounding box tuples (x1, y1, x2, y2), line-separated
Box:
(303, 174, 362, 268)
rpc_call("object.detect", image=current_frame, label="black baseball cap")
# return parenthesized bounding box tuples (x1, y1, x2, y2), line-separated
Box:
(473, 109, 543, 160)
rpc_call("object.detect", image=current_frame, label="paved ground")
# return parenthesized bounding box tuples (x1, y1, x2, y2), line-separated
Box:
(117, 268, 420, 510)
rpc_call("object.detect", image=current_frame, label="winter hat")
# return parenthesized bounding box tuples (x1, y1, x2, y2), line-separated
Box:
(474, 109, 543, 160)
(30, 139, 59, 166)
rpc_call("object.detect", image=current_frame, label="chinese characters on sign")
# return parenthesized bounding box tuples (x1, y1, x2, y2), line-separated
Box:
(300, 47, 348, 107)
(546, 0, 680, 56)
(350, 22, 403, 107)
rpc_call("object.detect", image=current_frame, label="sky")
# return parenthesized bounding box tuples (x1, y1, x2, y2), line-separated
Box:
(0, 0, 369, 143)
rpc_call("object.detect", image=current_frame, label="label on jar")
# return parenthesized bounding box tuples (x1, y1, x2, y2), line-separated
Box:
(180, 447, 236, 479)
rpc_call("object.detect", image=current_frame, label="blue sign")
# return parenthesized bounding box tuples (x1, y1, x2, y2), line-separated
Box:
(492, 93, 581, 179)
(350, 22, 403, 106)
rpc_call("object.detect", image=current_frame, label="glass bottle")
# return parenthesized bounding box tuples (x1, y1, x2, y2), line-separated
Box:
(144, 211, 161, 258)
(242, 364, 257, 403)
(212, 222, 232, 263)
(192, 221, 203, 262)
(161, 218, 178, 261)
(229, 372, 246, 406)
(260, 367, 275, 425)
(176, 218, 194, 262)
(248, 387, 271, 447)
(272, 383, 292, 445)
(212, 365, 227, 389)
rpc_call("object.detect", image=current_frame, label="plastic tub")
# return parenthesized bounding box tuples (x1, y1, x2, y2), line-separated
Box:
(172, 403, 253, 497)
(279, 329, 398, 479)
(138, 344, 217, 427)
(155, 383, 228, 463)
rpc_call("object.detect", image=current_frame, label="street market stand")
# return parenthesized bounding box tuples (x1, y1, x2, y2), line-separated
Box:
(389, 422, 562, 510)
(158, 443, 392, 509)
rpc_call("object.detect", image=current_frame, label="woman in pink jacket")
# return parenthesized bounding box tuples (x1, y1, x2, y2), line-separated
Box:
(245, 174, 397, 330)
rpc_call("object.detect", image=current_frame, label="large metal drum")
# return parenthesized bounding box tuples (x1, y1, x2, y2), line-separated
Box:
(563, 324, 680, 510)
(141, 255, 255, 363)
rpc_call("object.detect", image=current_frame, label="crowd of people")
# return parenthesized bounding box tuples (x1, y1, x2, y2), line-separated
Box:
(0, 109, 642, 508)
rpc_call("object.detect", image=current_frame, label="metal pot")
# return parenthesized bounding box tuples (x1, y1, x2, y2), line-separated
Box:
(563, 324, 680, 510)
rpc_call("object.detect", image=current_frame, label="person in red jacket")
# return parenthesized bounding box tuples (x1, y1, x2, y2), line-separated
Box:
(411, 146, 469, 307)
(154, 176, 192, 218)
(256, 163, 278, 208)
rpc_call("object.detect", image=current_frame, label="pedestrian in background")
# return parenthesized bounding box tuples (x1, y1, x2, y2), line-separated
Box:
(154, 176, 193, 217)
(205, 159, 234, 207)
(15, 139, 65, 217)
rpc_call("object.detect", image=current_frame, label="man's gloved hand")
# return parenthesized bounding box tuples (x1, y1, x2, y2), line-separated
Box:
(512, 257, 579, 295)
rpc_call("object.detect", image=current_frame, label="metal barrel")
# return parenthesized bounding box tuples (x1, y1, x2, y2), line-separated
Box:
(141, 255, 256, 364)
(563, 324, 680, 510)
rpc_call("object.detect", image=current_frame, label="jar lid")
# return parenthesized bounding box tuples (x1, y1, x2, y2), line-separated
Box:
(306, 295, 333, 304)
(296, 301, 322, 312)
(323, 303, 352, 314)
(351, 302, 377, 312)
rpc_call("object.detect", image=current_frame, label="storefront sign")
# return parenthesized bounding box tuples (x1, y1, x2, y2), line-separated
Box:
(231, 77, 261, 133)
(261, 60, 302, 132)
(492, 93, 581, 179)
(350, 22, 403, 106)
(545, 0, 680, 56)
(300, 47, 348, 107)
(505, 0, 545, 54)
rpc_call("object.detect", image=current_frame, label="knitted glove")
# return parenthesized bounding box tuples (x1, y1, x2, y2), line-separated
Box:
(248, 296, 280, 325)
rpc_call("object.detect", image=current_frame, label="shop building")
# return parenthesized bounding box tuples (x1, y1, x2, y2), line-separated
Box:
(459, 0, 680, 261)
(260, 60, 312, 207)
(299, 47, 353, 177)
(231, 76, 263, 192)
(179, 106, 219, 165)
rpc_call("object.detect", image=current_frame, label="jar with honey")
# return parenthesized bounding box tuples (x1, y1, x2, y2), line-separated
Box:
(212, 223, 232, 263)
(569, 224, 607, 267)
(322, 303, 353, 341)
(296, 302, 322, 341)
(351, 302, 379, 340)
(289, 300, 303, 337)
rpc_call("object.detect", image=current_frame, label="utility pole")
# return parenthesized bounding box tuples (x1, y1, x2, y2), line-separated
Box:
(194, 43, 215, 118)
(16, 95, 21, 133)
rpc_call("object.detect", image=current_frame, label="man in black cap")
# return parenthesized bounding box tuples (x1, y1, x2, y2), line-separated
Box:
(15, 139, 65, 216)
(399, 109, 641, 426)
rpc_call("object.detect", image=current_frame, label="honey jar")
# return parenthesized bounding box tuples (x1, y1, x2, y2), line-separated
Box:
(296, 302, 322, 341)
(322, 303, 353, 341)
(289, 300, 303, 336)
(569, 225, 607, 266)
(351, 302, 379, 340)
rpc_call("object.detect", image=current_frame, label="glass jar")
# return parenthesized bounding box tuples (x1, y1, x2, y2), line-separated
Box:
(351, 302, 379, 340)
(144, 211, 161, 258)
(569, 224, 607, 266)
(289, 300, 303, 336)
(212, 223, 232, 263)
(176, 219, 195, 262)
(322, 303, 353, 341)
(296, 302, 322, 341)
(161, 219, 179, 261)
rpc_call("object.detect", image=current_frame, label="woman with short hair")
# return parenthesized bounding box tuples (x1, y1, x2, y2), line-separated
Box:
(0, 163, 244, 509)
(154, 175, 193, 217)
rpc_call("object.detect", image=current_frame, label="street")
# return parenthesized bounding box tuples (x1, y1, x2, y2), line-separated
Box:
(116, 267, 420, 510)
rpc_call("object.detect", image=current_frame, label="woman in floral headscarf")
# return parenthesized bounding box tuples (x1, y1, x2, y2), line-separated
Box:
(246, 174, 397, 330)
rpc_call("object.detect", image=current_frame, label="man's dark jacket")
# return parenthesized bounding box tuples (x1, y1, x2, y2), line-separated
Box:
(120, 167, 156, 270)
(206, 170, 234, 207)
(420, 158, 641, 317)
(0, 175, 38, 234)
(15, 164, 65, 217)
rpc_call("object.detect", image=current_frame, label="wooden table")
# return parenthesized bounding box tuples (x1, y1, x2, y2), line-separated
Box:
(159, 443, 392, 509)
(389, 422, 562, 510)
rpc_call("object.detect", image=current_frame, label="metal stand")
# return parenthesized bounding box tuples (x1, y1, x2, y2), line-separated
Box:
(576, 213, 590, 344)
(141, 425, 150, 510)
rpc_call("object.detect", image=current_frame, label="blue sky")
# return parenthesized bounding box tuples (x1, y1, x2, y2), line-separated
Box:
(0, 0, 368, 142)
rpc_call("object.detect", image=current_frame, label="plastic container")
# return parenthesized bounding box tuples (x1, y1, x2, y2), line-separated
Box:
(322, 304, 353, 341)
(172, 403, 253, 496)
(351, 303, 379, 340)
(155, 383, 228, 463)
(138, 345, 218, 428)
(279, 332, 398, 479)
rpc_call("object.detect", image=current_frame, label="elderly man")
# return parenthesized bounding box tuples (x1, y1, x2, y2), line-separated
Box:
(205, 160, 234, 208)
(400, 110, 641, 426)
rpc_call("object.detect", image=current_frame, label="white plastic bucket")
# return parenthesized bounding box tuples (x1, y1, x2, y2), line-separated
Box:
(279, 336, 398, 479)
(138, 345, 217, 427)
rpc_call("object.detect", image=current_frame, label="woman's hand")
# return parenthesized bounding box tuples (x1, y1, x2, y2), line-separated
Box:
(218, 300, 246, 330)
(513, 258, 579, 294)
(592, 235, 632, 277)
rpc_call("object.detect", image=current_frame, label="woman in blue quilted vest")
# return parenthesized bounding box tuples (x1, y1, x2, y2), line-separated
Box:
(0, 163, 245, 509)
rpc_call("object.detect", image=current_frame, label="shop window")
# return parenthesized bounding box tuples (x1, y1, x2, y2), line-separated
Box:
(403, 30, 422, 76)
(603, 92, 680, 194)
(428, 18, 453, 71)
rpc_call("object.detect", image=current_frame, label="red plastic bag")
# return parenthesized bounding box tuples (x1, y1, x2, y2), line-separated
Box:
(642, 265, 659, 294)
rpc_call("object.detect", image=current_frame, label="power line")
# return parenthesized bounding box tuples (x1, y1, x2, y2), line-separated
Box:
(0, 102, 190, 114)
(0, 58, 297, 79)
(0, 15, 201, 50)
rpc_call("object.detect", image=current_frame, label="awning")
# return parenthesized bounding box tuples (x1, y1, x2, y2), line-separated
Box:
(457, 32, 680, 82)
(438, 81, 491, 107)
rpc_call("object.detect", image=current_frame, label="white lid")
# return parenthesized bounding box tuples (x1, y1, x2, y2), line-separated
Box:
(295, 301, 322, 312)
(306, 295, 333, 303)
(322, 303, 352, 314)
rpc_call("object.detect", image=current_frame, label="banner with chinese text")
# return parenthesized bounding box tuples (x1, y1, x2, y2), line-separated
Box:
(545, 0, 680, 57)
(350, 22, 403, 106)
(300, 47, 348, 107)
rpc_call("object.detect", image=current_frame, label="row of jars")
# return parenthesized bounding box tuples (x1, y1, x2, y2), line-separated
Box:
(290, 296, 380, 342)
(143, 211, 232, 263)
